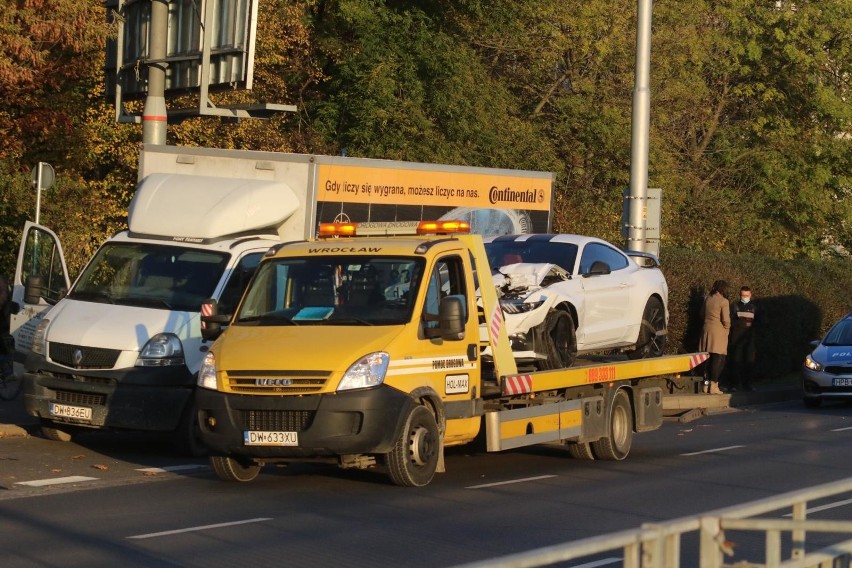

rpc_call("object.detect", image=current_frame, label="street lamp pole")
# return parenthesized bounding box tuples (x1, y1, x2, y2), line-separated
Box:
(626, 0, 653, 253)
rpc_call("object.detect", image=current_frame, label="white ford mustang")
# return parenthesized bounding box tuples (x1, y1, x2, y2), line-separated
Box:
(483, 234, 668, 369)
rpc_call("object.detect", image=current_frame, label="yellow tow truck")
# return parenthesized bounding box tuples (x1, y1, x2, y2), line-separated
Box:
(195, 220, 708, 486)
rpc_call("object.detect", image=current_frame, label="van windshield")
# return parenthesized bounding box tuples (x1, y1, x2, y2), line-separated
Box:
(68, 242, 229, 312)
(236, 256, 424, 326)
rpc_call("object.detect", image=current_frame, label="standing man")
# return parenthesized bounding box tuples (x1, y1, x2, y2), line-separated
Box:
(699, 280, 731, 394)
(727, 286, 757, 391)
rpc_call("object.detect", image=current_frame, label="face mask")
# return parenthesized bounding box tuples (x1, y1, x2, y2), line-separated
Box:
(740, 297, 751, 304)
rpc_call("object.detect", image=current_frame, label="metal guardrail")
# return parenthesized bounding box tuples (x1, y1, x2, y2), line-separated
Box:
(453, 477, 852, 568)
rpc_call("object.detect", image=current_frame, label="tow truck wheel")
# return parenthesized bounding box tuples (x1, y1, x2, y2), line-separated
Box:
(539, 310, 577, 370)
(386, 405, 439, 487)
(566, 442, 595, 460)
(210, 455, 262, 482)
(626, 297, 666, 359)
(40, 420, 73, 442)
(591, 391, 633, 460)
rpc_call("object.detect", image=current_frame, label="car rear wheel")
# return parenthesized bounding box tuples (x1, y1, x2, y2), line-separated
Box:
(627, 297, 666, 359)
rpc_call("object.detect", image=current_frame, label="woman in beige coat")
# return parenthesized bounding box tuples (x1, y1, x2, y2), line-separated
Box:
(699, 280, 731, 394)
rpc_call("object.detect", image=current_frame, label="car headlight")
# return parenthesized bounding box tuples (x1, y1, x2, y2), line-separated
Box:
(804, 355, 823, 372)
(500, 299, 545, 314)
(136, 333, 185, 367)
(197, 352, 218, 390)
(31, 318, 50, 355)
(337, 352, 389, 392)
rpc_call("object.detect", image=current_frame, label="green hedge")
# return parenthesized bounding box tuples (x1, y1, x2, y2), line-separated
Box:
(660, 249, 852, 381)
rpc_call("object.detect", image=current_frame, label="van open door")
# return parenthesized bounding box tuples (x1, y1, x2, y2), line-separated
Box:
(10, 221, 70, 361)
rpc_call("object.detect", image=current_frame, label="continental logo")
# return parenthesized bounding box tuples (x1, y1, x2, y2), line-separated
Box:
(432, 358, 466, 370)
(488, 186, 546, 206)
(307, 247, 383, 253)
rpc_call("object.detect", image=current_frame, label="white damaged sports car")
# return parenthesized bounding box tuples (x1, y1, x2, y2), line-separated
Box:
(483, 234, 668, 369)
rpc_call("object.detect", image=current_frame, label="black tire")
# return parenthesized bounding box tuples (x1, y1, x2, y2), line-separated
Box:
(538, 310, 577, 370)
(210, 455, 262, 482)
(566, 442, 595, 460)
(626, 297, 667, 359)
(803, 397, 822, 408)
(591, 391, 633, 461)
(172, 398, 207, 457)
(40, 420, 73, 442)
(386, 405, 440, 487)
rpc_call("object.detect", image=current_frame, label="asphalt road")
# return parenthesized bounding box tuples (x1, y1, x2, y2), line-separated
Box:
(2, 399, 852, 567)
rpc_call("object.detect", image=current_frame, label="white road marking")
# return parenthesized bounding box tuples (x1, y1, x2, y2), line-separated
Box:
(783, 498, 852, 517)
(681, 445, 745, 456)
(466, 475, 557, 489)
(15, 476, 98, 487)
(127, 517, 273, 540)
(135, 465, 208, 473)
(831, 426, 852, 432)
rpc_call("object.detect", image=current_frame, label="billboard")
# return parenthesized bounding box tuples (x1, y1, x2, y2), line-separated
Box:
(104, 0, 259, 99)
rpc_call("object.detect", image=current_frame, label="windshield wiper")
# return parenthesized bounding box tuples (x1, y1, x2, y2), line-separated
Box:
(238, 314, 299, 326)
(69, 290, 116, 304)
(325, 317, 374, 326)
(120, 296, 174, 310)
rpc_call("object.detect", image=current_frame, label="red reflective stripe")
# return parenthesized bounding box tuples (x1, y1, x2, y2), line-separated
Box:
(201, 304, 212, 317)
(503, 374, 532, 396)
(143, 115, 167, 122)
(489, 305, 502, 340)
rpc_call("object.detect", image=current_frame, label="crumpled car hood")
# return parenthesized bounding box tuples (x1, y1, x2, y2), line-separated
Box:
(492, 262, 569, 334)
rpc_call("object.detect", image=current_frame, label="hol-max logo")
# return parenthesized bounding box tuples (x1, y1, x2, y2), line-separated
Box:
(488, 186, 546, 205)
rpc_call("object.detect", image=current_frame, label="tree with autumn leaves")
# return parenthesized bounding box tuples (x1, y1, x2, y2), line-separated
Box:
(0, 0, 849, 278)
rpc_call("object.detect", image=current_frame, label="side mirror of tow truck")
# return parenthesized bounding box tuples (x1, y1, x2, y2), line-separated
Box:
(438, 295, 466, 341)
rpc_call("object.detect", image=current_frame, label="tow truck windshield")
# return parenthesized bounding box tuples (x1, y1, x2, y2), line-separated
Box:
(68, 242, 229, 312)
(236, 256, 424, 326)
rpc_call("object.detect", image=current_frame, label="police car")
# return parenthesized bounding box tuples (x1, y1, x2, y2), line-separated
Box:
(803, 313, 852, 407)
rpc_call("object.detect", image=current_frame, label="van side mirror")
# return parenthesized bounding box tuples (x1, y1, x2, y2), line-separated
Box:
(200, 298, 231, 341)
(24, 275, 44, 304)
(438, 295, 466, 340)
(9, 301, 20, 315)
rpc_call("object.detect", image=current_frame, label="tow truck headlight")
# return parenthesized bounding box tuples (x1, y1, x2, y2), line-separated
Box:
(136, 333, 185, 367)
(32, 318, 50, 355)
(337, 352, 390, 392)
(804, 354, 823, 372)
(197, 352, 218, 390)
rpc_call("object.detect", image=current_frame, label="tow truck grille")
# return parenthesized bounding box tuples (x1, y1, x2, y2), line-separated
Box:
(225, 370, 331, 394)
(243, 410, 314, 432)
(50, 343, 121, 369)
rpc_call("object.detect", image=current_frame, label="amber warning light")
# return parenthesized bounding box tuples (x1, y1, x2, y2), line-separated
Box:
(318, 220, 470, 238)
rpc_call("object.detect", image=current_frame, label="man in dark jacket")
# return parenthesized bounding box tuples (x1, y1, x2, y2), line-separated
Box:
(727, 285, 757, 391)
